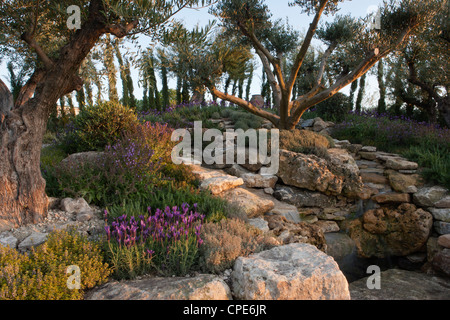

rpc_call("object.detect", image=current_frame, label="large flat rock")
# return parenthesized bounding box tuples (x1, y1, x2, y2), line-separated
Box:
(200, 175, 244, 195)
(86, 274, 232, 300)
(219, 187, 274, 218)
(349, 269, 450, 300)
(231, 243, 350, 300)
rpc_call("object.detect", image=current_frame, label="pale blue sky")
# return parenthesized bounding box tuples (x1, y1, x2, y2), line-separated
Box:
(0, 0, 384, 107)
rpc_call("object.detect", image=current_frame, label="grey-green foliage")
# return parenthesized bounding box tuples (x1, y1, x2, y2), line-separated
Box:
(230, 110, 264, 130)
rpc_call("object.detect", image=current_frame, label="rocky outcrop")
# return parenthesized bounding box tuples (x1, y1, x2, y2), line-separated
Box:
(348, 203, 433, 258)
(326, 148, 364, 197)
(264, 215, 326, 250)
(86, 274, 232, 300)
(231, 243, 350, 300)
(349, 269, 450, 300)
(273, 185, 337, 209)
(278, 150, 344, 195)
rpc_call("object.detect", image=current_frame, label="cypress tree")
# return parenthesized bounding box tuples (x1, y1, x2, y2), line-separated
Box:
(355, 73, 366, 112)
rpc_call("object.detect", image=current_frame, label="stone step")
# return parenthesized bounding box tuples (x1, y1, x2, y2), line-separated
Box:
(359, 168, 385, 175)
(218, 187, 274, 218)
(199, 175, 244, 195)
(356, 159, 382, 169)
(360, 172, 389, 185)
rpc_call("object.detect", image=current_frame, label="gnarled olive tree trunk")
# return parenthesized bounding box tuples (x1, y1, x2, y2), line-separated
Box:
(0, 22, 105, 229)
(0, 95, 49, 227)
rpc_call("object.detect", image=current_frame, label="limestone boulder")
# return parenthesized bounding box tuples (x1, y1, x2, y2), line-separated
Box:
(199, 175, 244, 195)
(225, 164, 251, 178)
(190, 165, 225, 181)
(434, 221, 450, 235)
(348, 203, 433, 258)
(429, 208, 450, 223)
(349, 269, 450, 300)
(326, 148, 364, 197)
(241, 173, 278, 189)
(435, 196, 450, 208)
(219, 188, 274, 218)
(387, 171, 422, 193)
(313, 118, 329, 132)
(60, 197, 92, 214)
(277, 150, 343, 195)
(413, 186, 448, 207)
(235, 147, 265, 173)
(86, 274, 232, 300)
(0, 232, 19, 249)
(248, 218, 270, 233)
(231, 243, 350, 300)
(300, 119, 315, 128)
(18, 232, 48, 251)
(273, 185, 336, 209)
(358, 152, 377, 161)
(361, 146, 377, 152)
(60, 151, 105, 168)
(385, 158, 418, 171)
(314, 220, 340, 233)
(360, 172, 388, 185)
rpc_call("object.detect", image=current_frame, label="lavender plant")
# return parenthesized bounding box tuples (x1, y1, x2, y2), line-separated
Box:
(333, 110, 450, 188)
(51, 121, 184, 206)
(104, 203, 205, 279)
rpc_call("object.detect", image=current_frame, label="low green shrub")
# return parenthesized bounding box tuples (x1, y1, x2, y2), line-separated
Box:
(40, 145, 68, 197)
(42, 131, 57, 145)
(403, 143, 450, 189)
(0, 229, 111, 300)
(230, 110, 264, 130)
(60, 101, 139, 154)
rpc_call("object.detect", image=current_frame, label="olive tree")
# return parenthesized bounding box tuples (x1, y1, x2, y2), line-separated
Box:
(197, 0, 443, 129)
(0, 0, 212, 228)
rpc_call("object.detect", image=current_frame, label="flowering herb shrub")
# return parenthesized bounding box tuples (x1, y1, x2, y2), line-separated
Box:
(199, 218, 276, 274)
(104, 203, 205, 279)
(333, 110, 450, 150)
(50, 121, 192, 206)
(0, 229, 111, 300)
(333, 110, 450, 188)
